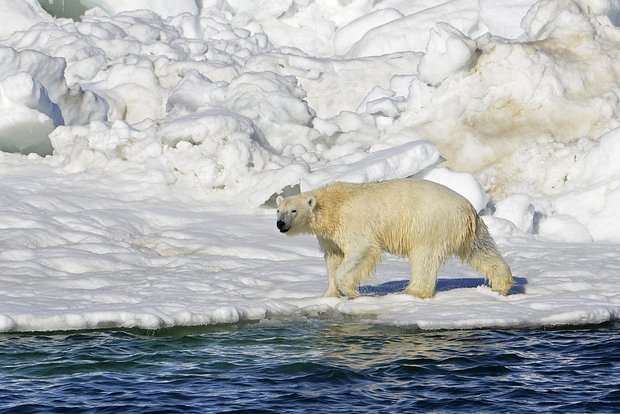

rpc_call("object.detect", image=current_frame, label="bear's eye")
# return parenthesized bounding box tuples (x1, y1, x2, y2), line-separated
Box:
(291, 209, 297, 214)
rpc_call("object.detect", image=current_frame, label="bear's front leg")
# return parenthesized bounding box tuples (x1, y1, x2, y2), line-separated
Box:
(404, 247, 442, 298)
(323, 251, 343, 297)
(318, 237, 344, 298)
(334, 247, 381, 298)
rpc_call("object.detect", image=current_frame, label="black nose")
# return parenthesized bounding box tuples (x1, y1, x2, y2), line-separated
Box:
(277, 220, 286, 230)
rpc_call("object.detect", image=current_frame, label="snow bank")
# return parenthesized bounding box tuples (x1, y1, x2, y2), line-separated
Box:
(543, 127, 620, 242)
(334, 8, 404, 56)
(2, 4, 447, 203)
(0, 0, 619, 332)
(0, 46, 108, 155)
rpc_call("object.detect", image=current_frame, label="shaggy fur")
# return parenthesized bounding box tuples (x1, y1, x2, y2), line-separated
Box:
(276, 179, 513, 298)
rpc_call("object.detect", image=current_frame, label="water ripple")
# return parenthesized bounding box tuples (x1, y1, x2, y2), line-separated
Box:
(1, 323, 619, 413)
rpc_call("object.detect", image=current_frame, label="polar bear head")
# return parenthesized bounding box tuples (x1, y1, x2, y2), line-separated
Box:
(275, 194, 317, 234)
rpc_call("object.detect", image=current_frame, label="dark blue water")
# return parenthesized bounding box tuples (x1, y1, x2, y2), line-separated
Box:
(1, 321, 619, 413)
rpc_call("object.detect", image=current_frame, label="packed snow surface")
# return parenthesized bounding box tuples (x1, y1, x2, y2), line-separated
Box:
(0, 0, 619, 332)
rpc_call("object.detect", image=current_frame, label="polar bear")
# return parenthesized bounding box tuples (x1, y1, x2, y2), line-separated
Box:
(276, 179, 513, 298)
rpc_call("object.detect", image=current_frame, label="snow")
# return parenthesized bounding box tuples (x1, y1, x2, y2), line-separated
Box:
(0, 46, 108, 155)
(0, 0, 52, 41)
(80, 0, 198, 18)
(0, 0, 619, 332)
(417, 23, 478, 87)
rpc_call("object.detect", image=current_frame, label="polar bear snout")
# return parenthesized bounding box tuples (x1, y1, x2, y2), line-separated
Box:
(276, 220, 289, 232)
(276, 196, 307, 234)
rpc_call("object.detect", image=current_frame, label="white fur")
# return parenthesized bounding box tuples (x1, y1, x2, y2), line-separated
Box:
(276, 179, 513, 298)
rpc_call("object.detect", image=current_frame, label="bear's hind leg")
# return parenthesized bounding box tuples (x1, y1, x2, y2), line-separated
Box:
(404, 248, 443, 299)
(465, 250, 513, 296)
(335, 247, 381, 298)
(464, 217, 514, 295)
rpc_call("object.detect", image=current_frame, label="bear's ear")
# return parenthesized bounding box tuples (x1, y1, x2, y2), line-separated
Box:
(276, 195, 284, 206)
(307, 196, 317, 210)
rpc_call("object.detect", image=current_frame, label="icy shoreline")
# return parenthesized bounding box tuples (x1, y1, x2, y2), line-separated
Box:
(0, 0, 619, 332)
(0, 157, 618, 333)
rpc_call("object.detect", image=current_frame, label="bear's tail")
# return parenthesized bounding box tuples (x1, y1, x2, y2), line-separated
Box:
(463, 214, 514, 295)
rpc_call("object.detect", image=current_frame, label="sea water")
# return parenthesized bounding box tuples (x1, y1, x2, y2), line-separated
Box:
(1, 321, 618, 413)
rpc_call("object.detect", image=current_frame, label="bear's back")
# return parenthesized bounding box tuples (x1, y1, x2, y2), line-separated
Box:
(318, 179, 471, 211)
(314, 179, 476, 255)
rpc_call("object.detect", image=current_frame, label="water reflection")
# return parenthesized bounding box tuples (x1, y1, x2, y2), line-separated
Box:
(315, 323, 499, 370)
